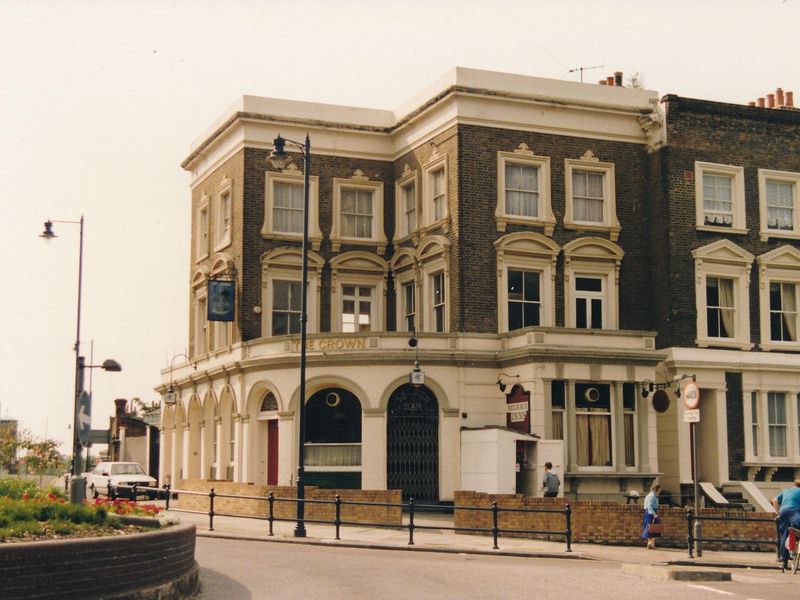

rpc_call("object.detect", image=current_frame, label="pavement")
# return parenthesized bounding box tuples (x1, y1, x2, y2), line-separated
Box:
(169, 509, 784, 572)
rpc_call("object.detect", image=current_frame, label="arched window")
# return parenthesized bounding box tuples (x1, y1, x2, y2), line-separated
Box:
(260, 392, 278, 413)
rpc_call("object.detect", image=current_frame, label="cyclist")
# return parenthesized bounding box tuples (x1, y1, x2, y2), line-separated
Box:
(772, 480, 800, 569)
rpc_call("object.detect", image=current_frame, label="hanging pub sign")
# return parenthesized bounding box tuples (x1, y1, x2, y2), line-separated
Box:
(207, 279, 235, 322)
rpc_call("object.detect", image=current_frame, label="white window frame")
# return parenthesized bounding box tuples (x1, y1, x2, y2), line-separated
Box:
(758, 169, 800, 241)
(395, 168, 419, 242)
(270, 279, 303, 336)
(695, 161, 747, 234)
(563, 153, 620, 241)
(390, 249, 419, 333)
(495, 232, 559, 333)
(745, 391, 760, 461)
(262, 170, 322, 251)
(331, 175, 386, 253)
(767, 391, 789, 459)
(340, 284, 376, 333)
(417, 236, 450, 333)
(574, 383, 615, 472)
(214, 177, 233, 251)
(196, 193, 210, 261)
(430, 271, 446, 333)
(757, 245, 800, 351)
(622, 384, 638, 469)
(563, 238, 623, 330)
(195, 290, 208, 357)
(495, 147, 554, 235)
(329, 251, 388, 334)
(574, 275, 605, 330)
(261, 248, 323, 338)
(422, 154, 448, 230)
(692, 240, 754, 349)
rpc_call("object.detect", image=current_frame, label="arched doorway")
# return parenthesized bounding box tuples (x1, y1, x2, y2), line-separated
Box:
(386, 384, 439, 502)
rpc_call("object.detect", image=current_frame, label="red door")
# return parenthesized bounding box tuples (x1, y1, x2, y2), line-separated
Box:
(267, 420, 279, 485)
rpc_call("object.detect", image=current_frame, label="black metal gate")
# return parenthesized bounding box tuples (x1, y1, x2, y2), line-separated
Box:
(387, 384, 439, 502)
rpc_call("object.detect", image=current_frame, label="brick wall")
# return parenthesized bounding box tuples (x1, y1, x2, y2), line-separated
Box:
(0, 522, 197, 600)
(176, 479, 402, 524)
(454, 491, 777, 551)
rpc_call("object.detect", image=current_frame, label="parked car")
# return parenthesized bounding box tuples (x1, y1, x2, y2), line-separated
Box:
(84, 462, 157, 499)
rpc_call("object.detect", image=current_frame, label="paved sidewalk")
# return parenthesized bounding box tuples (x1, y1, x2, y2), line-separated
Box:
(171, 509, 783, 571)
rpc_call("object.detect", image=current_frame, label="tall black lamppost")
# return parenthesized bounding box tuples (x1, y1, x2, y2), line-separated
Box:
(268, 134, 310, 538)
(40, 217, 121, 502)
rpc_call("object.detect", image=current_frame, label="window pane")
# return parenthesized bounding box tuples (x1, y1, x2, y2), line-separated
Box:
(523, 271, 540, 301)
(576, 277, 602, 292)
(508, 303, 523, 331)
(508, 270, 523, 300)
(505, 163, 539, 217)
(590, 298, 603, 329)
(766, 181, 794, 231)
(703, 173, 733, 226)
(576, 298, 587, 329)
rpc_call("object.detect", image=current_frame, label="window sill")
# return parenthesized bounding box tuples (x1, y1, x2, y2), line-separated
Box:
(563, 221, 621, 241)
(330, 236, 387, 254)
(214, 239, 232, 253)
(422, 217, 450, 235)
(696, 225, 748, 235)
(759, 229, 800, 242)
(759, 341, 800, 353)
(261, 230, 322, 251)
(496, 215, 556, 235)
(696, 338, 754, 350)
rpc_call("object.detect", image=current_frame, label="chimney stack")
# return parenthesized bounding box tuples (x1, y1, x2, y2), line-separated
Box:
(614, 71, 623, 86)
(747, 101, 756, 107)
(606, 76, 615, 86)
(757, 97, 766, 108)
(776, 88, 785, 107)
(787, 91, 794, 108)
(767, 94, 776, 108)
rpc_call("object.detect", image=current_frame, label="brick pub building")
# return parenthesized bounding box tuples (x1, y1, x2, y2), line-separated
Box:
(158, 67, 799, 507)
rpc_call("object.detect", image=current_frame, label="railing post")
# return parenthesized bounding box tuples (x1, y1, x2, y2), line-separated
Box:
(267, 492, 274, 537)
(564, 503, 572, 552)
(686, 508, 694, 558)
(491, 501, 499, 550)
(775, 517, 782, 562)
(334, 494, 342, 541)
(209, 487, 216, 532)
(132, 483, 138, 502)
(408, 498, 415, 546)
(165, 484, 171, 510)
(108, 477, 115, 500)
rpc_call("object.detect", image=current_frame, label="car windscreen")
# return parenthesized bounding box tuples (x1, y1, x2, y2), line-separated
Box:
(110, 464, 145, 475)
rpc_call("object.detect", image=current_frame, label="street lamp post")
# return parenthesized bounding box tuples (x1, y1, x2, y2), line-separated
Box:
(40, 217, 121, 502)
(268, 134, 310, 538)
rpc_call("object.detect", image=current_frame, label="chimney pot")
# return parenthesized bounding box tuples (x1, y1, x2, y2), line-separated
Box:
(776, 88, 785, 106)
(757, 97, 765, 108)
(786, 91, 794, 108)
(606, 76, 615, 86)
(599, 79, 607, 85)
(767, 93, 775, 108)
(614, 71, 623, 86)
(747, 101, 756, 107)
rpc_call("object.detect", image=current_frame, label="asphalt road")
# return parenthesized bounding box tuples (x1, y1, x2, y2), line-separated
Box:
(194, 537, 799, 600)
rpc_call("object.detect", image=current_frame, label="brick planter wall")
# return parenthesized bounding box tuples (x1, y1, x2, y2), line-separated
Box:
(0, 522, 198, 600)
(176, 479, 402, 525)
(455, 491, 777, 551)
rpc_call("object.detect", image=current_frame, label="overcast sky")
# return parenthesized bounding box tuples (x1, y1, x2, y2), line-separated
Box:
(1, 0, 798, 453)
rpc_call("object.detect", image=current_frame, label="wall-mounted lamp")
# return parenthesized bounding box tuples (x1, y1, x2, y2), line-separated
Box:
(673, 373, 696, 398)
(164, 353, 196, 406)
(496, 372, 520, 393)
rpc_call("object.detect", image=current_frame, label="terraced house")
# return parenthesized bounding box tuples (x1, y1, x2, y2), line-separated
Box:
(158, 67, 799, 507)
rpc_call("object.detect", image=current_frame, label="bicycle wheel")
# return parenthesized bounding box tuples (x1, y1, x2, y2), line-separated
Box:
(793, 548, 800, 575)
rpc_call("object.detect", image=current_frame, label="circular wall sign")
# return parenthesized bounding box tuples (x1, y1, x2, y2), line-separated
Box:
(651, 389, 670, 413)
(683, 381, 700, 410)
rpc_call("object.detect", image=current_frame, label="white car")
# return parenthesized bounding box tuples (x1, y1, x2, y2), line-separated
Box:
(84, 462, 157, 499)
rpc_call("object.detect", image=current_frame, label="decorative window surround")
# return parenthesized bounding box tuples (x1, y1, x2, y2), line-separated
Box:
(214, 176, 233, 251)
(748, 390, 798, 463)
(422, 151, 449, 233)
(192, 269, 209, 357)
(260, 247, 324, 338)
(692, 239, 754, 350)
(563, 237, 623, 330)
(563, 151, 620, 241)
(209, 257, 233, 352)
(417, 236, 450, 333)
(757, 245, 800, 351)
(694, 162, 747, 234)
(329, 251, 388, 333)
(196, 193, 210, 262)
(262, 167, 323, 251)
(495, 145, 555, 235)
(494, 232, 559, 332)
(758, 169, 800, 242)
(394, 165, 419, 243)
(331, 171, 386, 253)
(390, 248, 419, 333)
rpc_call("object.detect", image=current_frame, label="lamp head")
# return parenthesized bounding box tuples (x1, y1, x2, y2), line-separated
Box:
(101, 359, 122, 372)
(39, 220, 57, 241)
(268, 135, 292, 169)
(497, 379, 507, 393)
(163, 384, 177, 406)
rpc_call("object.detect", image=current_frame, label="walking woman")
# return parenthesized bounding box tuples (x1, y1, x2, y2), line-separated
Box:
(642, 483, 661, 549)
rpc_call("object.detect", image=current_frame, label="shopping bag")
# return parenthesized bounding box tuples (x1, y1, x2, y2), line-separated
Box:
(647, 520, 663, 536)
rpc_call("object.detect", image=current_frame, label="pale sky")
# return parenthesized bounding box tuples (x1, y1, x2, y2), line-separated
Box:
(1, 0, 798, 452)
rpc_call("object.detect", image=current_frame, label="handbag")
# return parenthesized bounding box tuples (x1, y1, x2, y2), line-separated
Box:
(647, 519, 663, 537)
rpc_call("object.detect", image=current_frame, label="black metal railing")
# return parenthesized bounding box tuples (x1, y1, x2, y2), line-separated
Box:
(146, 484, 572, 552)
(686, 508, 780, 559)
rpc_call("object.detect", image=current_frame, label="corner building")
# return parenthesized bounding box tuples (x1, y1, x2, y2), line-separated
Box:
(160, 68, 666, 502)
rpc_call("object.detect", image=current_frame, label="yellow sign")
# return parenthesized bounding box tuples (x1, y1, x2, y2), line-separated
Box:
(292, 338, 368, 352)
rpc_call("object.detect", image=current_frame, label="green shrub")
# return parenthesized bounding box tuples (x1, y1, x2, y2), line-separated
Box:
(8, 520, 43, 537)
(50, 520, 76, 535)
(0, 477, 39, 500)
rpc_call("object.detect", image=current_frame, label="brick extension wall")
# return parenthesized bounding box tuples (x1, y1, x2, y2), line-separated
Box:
(455, 491, 777, 551)
(176, 479, 402, 525)
(0, 522, 197, 600)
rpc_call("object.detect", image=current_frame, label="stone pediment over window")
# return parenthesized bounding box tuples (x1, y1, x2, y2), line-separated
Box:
(494, 231, 560, 265)
(691, 238, 755, 267)
(329, 251, 389, 278)
(417, 235, 451, 263)
(563, 237, 624, 265)
(260, 246, 325, 273)
(757, 245, 800, 270)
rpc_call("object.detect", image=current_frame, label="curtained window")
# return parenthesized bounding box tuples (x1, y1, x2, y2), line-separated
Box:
(432, 273, 446, 332)
(766, 180, 795, 231)
(572, 171, 604, 223)
(341, 189, 374, 238)
(768, 392, 788, 458)
(505, 163, 539, 217)
(623, 383, 636, 467)
(576, 383, 612, 467)
(403, 282, 416, 332)
(706, 277, 735, 338)
(402, 182, 416, 236)
(770, 282, 798, 342)
(703, 173, 733, 226)
(751, 392, 759, 457)
(273, 182, 304, 233)
(432, 168, 446, 222)
(551, 380, 565, 441)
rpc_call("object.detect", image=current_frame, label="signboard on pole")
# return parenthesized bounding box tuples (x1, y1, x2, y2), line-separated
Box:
(683, 381, 700, 410)
(684, 408, 700, 423)
(77, 390, 92, 447)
